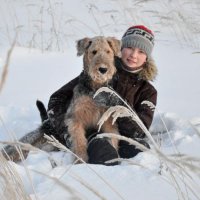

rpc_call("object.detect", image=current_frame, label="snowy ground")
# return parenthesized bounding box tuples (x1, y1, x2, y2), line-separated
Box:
(0, 0, 200, 200)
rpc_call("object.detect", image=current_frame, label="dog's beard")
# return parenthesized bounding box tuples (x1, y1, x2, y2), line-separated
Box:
(90, 71, 113, 85)
(89, 65, 116, 85)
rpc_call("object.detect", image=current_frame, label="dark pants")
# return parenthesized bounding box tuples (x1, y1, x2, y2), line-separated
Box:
(87, 135, 150, 166)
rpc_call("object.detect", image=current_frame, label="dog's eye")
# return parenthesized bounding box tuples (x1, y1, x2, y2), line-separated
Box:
(92, 50, 97, 55)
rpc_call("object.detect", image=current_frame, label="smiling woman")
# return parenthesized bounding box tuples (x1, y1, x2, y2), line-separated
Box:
(121, 25, 154, 72)
(121, 47, 147, 71)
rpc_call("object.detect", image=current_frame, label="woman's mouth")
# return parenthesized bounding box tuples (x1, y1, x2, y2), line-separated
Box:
(127, 58, 136, 64)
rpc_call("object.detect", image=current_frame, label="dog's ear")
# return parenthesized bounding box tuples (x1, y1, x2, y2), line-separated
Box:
(76, 38, 92, 56)
(106, 37, 121, 57)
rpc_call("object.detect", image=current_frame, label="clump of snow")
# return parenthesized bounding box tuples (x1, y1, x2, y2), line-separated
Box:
(150, 113, 198, 148)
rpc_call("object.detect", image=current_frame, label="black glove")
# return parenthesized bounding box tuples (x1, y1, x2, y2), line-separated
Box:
(117, 117, 145, 139)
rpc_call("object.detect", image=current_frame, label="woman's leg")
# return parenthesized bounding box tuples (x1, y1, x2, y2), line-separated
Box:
(118, 139, 150, 159)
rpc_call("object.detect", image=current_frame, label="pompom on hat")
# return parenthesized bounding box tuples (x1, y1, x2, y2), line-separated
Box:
(121, 25, 154, 58)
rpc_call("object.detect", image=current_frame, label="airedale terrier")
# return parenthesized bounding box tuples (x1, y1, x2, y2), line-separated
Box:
(65, 36, 121, 162)
(2, 36, 121, 163)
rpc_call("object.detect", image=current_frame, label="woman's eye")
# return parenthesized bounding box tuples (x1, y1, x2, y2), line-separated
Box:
(139, 50, 145, 54)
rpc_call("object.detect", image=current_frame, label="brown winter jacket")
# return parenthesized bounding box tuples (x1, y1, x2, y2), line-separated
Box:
(47, 56, 157, 142)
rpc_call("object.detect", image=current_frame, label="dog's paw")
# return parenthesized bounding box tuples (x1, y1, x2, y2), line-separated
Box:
(74, 148, 88, 163)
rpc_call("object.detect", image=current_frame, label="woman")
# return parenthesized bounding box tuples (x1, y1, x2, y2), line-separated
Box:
(46, 25, 157, 165)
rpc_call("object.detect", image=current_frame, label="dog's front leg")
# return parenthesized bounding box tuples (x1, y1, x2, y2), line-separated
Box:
(102, 118, 119, 151)
(68, 122, 88, 163)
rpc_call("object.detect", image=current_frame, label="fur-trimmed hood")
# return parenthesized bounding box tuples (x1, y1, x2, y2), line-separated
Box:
(138, 58, 158, 81)
(115, 57, 158, 81)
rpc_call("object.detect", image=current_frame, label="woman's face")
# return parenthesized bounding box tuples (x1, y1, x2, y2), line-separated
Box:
(121, 47, 147, 69)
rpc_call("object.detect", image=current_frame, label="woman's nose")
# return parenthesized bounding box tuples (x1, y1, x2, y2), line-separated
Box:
(130, 49, 137, 57)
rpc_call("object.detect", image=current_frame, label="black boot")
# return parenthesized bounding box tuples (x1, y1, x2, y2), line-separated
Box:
(87, 138, 119, 166)
(118, 139, 150, 159)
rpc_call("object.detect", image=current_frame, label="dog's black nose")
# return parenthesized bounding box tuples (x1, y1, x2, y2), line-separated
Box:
(99, 67, 107, 74)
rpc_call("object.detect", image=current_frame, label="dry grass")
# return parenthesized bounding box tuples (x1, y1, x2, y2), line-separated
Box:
(44, 134, 127, 200)
(1, 133, 126, 199)
(0, 151, 31, 200)
(95, 86, 200, 200)
(0, 114, 40, 200)
(0, 0, 200, 50)
(0, 37, 16, 94)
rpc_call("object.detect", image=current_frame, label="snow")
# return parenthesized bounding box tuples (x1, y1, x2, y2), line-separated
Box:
(0, 0, 200, 200)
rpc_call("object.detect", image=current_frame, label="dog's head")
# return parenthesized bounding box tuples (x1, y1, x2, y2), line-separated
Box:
(76, 36, 121, 85)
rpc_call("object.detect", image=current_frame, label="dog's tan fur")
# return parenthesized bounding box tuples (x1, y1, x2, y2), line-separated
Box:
(65, 36, 121, 162)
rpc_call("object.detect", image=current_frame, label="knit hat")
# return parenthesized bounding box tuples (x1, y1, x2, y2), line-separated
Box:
(121, 25, 154, 58)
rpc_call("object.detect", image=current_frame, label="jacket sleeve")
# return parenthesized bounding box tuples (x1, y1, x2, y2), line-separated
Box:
(117, 85, 157, 139)
(47, 76, 79, 139)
